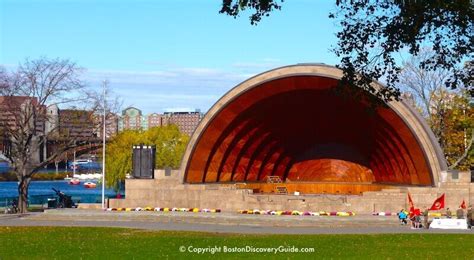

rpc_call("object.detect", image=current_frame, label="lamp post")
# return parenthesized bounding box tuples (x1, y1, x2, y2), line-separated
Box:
(73, 150, 76, 178)
(101, 80, 107, 209)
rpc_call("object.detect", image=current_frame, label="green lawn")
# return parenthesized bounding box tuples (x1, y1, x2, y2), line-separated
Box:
(0, 227, 473, 259)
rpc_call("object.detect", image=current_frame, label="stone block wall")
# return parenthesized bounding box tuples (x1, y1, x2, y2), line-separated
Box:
(110, 171, 473, 213)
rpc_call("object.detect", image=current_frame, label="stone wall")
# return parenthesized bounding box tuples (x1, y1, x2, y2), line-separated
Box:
(110, 170, 473, 213)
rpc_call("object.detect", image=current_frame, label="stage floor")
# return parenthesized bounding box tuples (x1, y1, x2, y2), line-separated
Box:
(235, 182, 398, 195)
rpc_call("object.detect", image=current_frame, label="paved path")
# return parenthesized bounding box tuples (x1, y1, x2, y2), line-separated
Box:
(0, 209, 472, 234)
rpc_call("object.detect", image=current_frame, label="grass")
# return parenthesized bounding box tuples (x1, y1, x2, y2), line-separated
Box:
(0, 227, 473, 259)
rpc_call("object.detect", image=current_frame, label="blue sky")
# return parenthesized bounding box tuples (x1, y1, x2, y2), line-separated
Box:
(1, 0, 341, 113)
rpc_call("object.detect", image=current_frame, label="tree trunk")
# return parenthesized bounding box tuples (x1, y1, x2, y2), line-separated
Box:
(449, 129, 474, 170)
(17, 175, 31, 213)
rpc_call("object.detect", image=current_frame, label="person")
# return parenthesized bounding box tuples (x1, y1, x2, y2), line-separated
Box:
(415, 213, 421, 229)
(403, 209, 409, 216)
(422, 208, 429, 229)
(456, 206, 465, 219)
(398, 209, 408, 225)
(467, 205, 473, 229)
(408, 208, 416, 228)
(446, 208, 452, 218)
(410, 208, 421, 229)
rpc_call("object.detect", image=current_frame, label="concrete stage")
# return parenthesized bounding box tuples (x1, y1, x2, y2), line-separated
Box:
(110, 170, 473, 213)
(111, 64, 472, 213)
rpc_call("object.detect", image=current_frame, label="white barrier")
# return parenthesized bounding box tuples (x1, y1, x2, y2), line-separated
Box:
(429, 218, 468, 230)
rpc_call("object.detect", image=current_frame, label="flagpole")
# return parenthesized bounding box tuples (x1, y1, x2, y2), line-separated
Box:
(101, 80, 107, 209)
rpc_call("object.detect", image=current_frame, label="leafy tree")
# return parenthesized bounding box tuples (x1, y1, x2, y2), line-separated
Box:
(430, 89, 473, 170)
(143, 126, 189, 169)
(105, 130, 142, 192)
(220, 0, 282, 25)
(219, 0, 473, 101)
(105, 125, 189, 190)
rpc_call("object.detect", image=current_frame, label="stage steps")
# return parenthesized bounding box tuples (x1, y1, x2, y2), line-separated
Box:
(266, 176, 283, 183)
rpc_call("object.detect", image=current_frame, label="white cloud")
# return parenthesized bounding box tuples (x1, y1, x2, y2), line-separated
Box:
(3, 62, 279, 114)
(163, 107, 196, 113)
(83, 66, 250, 88)
(79, 62, 284, 114)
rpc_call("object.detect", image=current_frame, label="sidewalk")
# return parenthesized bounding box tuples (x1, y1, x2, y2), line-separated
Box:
(0, 209, 471, 234)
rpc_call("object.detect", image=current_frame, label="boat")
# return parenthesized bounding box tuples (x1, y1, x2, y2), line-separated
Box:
(73, 173, 102, 180)
(84, 182, 97, 188)
(69, 159, 95, 170)
(68, 178, 80, 185)
(64, 174, 72, 180)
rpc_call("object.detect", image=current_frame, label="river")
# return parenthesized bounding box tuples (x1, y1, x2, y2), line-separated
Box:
(0, 180, 123, 207)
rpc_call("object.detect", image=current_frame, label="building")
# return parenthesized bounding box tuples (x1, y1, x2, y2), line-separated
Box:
(163, 111, 201, 136)
(0, 96, 46, 135)
(45, 104, 59, 136)
(45, 105, 106, 140)
(0, 96, 46, 161)
(119, 107, 147, 131)
(118, 107, 202, 135)
(147, 113, 162, 129)
(94, 112, 119, 139)
(45, 105, 120, 140)
(1, 96, 114, 169)
(110, 64, 473, 214)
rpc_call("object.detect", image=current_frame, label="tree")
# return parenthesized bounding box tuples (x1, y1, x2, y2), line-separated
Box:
(399, 52, 473, 170)
(430, 89, 473, 170)
(143, 126, 189, 169)
(399, 50, 452, 137)
(220, 0, 282, 25)
(219, 0, 473, 101)
(105, 130, 142, 192)
(0, 58, 101, 213)
(105, 125, 189, 191)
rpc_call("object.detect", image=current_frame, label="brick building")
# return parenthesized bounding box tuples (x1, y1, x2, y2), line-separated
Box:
(118, 107, 202, 136)
(94, 112, 119, 139)
(57, 109, 96, 139)
(119, 107, 146, 131)
(163, 111, 201, 136)
(0, 96, 46, 162)
(147, 113, 163, 129)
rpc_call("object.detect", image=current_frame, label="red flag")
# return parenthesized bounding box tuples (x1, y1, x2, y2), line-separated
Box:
(414, 208, 421, 216)
(408, 193, 415, 217)
(408, 193, 414, 208)
(460, 199, 466, 209)
(429, 193, 445, 210)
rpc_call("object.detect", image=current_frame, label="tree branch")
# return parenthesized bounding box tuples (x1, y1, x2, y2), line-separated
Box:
(449, 128, 474, 170)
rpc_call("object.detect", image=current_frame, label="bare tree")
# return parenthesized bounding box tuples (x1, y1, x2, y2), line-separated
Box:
(399, 52, 473, 170)
(399, 50, 451, 138)
(0, 58, 106, 213)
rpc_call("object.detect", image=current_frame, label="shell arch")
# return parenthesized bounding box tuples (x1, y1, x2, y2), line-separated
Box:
(179, 64, 447, 193)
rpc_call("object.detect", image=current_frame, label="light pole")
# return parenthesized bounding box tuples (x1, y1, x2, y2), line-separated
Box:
(101, 80, 107, 209)
(73, 150, 76, 177)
